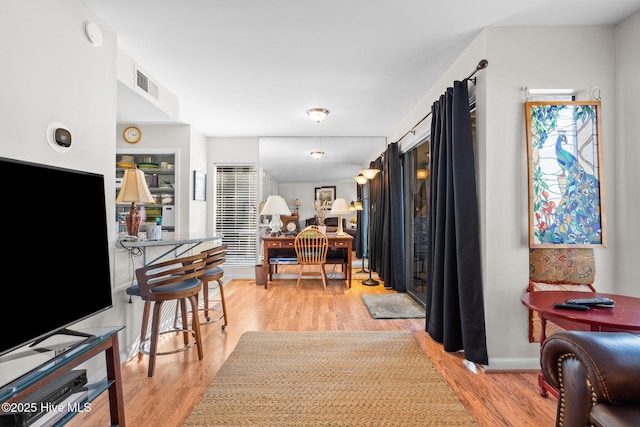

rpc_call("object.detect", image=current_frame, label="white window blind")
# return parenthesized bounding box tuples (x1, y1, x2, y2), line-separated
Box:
(214, 165, 258, 266)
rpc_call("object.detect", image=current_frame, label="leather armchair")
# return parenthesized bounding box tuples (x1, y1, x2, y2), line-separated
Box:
(540, 331, 640, 427)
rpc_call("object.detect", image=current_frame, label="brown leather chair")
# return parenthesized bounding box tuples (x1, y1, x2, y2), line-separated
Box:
(540, 331, 640, 427)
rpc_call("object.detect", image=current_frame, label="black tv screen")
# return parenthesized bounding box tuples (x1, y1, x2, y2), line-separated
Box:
(1, 157, 113, 356)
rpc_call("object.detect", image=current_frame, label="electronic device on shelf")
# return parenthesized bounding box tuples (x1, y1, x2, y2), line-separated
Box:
(0, 370, 88, 426)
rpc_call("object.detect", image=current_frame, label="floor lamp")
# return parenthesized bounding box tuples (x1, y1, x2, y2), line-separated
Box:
(355, 169, 380, 286)
(350, 198, 367, 274)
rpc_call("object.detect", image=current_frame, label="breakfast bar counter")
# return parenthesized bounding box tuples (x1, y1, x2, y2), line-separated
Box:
(117, 232, 223, 266)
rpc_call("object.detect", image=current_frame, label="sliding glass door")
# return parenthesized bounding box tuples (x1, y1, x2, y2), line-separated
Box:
(403, 141, 430, 305)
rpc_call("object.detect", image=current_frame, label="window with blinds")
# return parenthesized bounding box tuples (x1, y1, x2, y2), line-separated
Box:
(214, 165, 258, 266)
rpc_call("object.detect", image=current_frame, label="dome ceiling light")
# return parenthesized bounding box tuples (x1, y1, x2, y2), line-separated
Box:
(306, 108, 329, 123)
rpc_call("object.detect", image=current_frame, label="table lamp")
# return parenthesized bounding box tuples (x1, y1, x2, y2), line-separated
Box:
(329, 198, 350, 236)
(260, 195, 290, 236)
(116, 167, 155, 237)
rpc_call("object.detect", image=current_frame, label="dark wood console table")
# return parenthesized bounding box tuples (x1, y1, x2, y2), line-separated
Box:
(521, 291, 640, 398)
(261, 234, 353, 288)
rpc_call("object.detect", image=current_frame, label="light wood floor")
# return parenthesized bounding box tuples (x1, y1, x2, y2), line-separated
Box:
(70, 264, 557, 427)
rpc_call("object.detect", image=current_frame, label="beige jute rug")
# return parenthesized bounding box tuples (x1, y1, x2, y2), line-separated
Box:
(184, 331, 477, 426)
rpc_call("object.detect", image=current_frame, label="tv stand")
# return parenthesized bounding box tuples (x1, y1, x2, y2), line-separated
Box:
(29, 327, 95, 349)
(0, 327, 126, 426)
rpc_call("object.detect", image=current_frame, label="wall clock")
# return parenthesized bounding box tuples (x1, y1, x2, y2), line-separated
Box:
(123, 126, 142, 144)
(284, 219, 300, 235)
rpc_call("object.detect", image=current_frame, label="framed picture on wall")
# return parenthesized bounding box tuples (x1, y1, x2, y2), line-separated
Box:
(193, 170, 206, 201)
(314, 186, 336, 206)
(524, 100, 606, 247)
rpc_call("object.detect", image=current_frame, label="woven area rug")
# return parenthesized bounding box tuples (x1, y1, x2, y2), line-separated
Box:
(184, 331, 477, 426)
(361, 293, 426, 319)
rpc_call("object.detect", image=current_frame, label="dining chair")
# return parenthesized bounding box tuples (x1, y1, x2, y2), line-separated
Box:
(132, 251, 206, 377)
(527, 248, 596, 342)
(294, 226, 329, 289)
(199, 244, 228, 330)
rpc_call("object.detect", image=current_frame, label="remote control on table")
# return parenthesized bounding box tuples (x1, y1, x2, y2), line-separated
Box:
(553, 303, 590, 311)
(564, 298, 615, 307)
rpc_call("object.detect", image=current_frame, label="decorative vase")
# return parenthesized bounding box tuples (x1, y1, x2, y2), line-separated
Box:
(318, 225, 327, 234)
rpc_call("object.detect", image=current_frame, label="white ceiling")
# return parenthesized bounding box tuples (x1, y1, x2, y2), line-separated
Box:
(82, 0, 640, 182)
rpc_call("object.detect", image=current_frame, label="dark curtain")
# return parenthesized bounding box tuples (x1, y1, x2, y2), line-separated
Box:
(426, 80, 488, 365)
(355, 183, 364, 259)
(368, 157, 383, 274)
(368, 143, 405, 291)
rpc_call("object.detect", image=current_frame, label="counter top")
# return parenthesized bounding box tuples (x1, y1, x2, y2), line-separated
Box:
(116, 232, 223, 266)
(117, 232, 222, 248)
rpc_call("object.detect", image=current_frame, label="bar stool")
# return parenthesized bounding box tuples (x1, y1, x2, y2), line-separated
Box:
(131, 252, 206, 377)
(199, 244, 228, 330)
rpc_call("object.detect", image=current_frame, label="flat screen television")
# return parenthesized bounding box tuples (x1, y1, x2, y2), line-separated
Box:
(0, 157, 113, 357)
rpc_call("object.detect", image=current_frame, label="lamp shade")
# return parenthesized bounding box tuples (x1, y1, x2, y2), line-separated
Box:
(116, 168, 155, 204)
(353, 175, 368, 185)
(116, 168, 155, 238)
(260, 195, 290, 236)
(416, 168, 429, 179)
(260, 195, 290, 216)
(329, 198, 350, 236)
(330, 198, 350, 215)
(360, 168, 380, 180)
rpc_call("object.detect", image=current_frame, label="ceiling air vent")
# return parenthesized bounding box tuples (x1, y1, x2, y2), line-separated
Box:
(135, 68, 159, 100)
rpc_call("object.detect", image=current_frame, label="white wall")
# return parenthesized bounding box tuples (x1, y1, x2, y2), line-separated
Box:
(614, 12, 640, 295)
(0, 0, 129, 368)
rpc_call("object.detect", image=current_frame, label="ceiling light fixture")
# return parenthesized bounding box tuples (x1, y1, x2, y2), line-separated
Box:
(310, 151, 325, 160)
(306, 108, 329, 123)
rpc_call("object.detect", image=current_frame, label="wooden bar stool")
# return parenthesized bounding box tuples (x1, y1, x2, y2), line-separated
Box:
(132, 252, 206, 377)
(199, 244, 228, 329)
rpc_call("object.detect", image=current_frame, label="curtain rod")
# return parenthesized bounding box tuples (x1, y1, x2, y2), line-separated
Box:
(392, 59, 488, 145)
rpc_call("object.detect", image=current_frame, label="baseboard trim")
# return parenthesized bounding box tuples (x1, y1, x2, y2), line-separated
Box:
(485, 357, 541, 371)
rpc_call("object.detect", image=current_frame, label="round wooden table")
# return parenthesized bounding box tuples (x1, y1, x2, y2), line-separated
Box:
(521, 290, 640, 397)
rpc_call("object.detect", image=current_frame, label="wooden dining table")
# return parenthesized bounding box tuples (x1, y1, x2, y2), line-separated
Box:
(261, 233, 353, 289)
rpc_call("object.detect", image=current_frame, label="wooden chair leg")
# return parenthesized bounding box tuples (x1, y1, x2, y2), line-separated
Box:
(217, 279, 227, 329)
(202, 279, 210, 321)
(188, 294, 203, 360)
(138, 301, 151, 360)
(297, 265, 303, 288)
(179, 299, 189, 344)
(148, 301, 164, 377)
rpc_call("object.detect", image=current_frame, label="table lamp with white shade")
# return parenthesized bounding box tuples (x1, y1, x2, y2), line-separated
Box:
(329, 198, 350, 236)
(260, 195, 290, 236)
(116, 167, 155, 238)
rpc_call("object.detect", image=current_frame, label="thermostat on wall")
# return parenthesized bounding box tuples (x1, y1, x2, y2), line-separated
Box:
(45, 122, 72, 153)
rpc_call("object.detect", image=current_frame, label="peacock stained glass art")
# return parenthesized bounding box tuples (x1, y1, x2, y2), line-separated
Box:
(525, 101, 606, 248)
